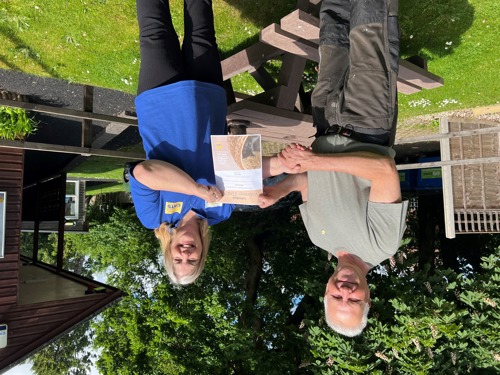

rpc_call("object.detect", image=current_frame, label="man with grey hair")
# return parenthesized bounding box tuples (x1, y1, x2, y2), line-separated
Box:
(259, 0, 408, 336)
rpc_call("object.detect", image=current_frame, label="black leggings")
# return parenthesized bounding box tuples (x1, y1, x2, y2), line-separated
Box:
(136, 0, 223, 95)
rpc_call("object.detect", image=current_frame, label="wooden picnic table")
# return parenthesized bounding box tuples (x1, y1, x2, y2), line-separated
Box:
(222, 2, 444, 146)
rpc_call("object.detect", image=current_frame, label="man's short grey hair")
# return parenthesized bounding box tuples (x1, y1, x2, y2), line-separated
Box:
(324, 298, 370, 337)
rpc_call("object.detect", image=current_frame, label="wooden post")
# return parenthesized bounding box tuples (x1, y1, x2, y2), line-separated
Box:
(0, 98, 138, 125)
(0, 139, 145, 159)
(223, 80, 237, 105)
(56, 174, 66, 272)
(439, 118, 456, 239)
(250, 66, 278, 91)
(32, 183, 40, 264)
(276, 54, 307, 110)
(82, 85, 94, 148)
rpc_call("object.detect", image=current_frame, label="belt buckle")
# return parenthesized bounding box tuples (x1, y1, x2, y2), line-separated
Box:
(325, 125, 342, 135)
(340, 127, 353, 137)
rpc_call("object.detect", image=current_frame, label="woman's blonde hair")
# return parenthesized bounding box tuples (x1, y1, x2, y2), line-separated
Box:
(154, 219, 210, 285)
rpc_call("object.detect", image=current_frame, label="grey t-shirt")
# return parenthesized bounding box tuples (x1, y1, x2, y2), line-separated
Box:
(299, 135, 409, 267)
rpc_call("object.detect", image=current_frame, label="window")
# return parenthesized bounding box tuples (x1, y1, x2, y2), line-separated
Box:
(65, 181, 79, 220)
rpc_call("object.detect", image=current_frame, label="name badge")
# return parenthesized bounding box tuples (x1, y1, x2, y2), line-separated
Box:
(165, 202, 183, 214)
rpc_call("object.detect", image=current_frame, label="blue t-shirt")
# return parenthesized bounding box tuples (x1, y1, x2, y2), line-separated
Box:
(130, 80, 234, 229)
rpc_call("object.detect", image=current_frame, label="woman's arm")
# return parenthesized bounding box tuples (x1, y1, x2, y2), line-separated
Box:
(133, 160, 222, 202)
(259, 173, 308, 208)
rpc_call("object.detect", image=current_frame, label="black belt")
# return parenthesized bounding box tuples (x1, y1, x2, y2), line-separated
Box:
(323, 124, 389, 146)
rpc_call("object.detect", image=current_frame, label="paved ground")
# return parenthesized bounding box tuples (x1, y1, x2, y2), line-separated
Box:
(0, 68, 136, 117)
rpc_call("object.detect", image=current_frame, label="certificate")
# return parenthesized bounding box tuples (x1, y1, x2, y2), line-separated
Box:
(211, 135, 262, 205)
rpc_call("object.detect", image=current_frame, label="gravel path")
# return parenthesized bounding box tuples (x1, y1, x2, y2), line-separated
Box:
(396, 108, 500, 140)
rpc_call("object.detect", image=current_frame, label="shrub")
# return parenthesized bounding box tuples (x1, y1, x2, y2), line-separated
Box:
(0, 106, 37, 140)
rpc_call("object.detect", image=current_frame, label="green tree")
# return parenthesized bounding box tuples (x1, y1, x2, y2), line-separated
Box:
(32, 204, 499, 374)
(87, 207, 326, 374)
(30, 321, 93, 375)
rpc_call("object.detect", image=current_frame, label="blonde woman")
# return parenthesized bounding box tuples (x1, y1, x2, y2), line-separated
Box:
(130, 0, 294, 284)
(155, 217, 211, 285)
(130, 0, 232, 285)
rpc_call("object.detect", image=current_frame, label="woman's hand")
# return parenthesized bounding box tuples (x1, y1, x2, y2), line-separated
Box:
(258, 187, 280, 208)
(278, 143, 315, 173)
(195, 184, 223, 203)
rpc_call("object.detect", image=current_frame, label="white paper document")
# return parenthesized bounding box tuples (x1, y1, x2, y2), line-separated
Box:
(210, 135, 262, 205)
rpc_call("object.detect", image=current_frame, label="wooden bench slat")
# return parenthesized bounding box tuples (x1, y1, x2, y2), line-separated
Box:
(260, 23, 320, 62)
(399, 59, 444, 89)
(397, 79, 422, 94)
(221, 42, 282, 81)
(229, 100, 313, 125)
(227, 100, 314, 145)
(281, 9, 320, 44)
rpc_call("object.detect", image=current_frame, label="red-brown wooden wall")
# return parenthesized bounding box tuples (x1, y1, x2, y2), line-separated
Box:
(0, 147, 24, 309)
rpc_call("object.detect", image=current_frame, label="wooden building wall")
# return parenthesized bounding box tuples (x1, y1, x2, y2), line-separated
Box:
(0, 147, 24, 309)
(0, 290, 122, 371)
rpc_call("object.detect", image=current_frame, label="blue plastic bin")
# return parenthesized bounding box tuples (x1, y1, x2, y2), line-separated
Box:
(416, 157, 442, 189)
(399, 169, 417, 191)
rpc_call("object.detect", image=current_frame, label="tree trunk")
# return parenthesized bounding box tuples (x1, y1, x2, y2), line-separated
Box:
(240, 222, 264, 346)
(417, 194, 441, 271)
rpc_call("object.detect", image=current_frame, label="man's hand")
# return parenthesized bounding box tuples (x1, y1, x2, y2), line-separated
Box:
(195, 184, 223, 203)
(262, 155, 302, 178)
(278, 143, 315, 173)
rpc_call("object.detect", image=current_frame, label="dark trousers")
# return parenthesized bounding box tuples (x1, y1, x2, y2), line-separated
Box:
(136, 0, 223, 95)
(312, 0, 400, 146)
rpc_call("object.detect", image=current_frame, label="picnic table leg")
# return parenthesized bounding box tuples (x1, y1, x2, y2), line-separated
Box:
(223, 79, 236, 105)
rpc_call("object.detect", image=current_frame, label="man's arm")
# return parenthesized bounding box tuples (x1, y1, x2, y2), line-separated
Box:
(280, 146, 401, 204)
(132, 160, 222, 202)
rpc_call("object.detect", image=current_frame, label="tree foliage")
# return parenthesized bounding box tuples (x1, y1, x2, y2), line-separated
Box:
(26, 204, 500, 374)
(30, 322, 93, 375)
(0, 106, 37, 140)
(307, 245, 500, 374)
(89, 207, 326, 375)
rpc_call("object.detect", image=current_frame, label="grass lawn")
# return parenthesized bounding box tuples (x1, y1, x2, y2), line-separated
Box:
(397, 0, 499, 118)
(68, 155, 128, 194)
(0, 0, 498, 122)
(0, 0, 293, 99)
(68, 155, 125, 181)
(67, 144, 145, 194)
(85, 181, 128, 195)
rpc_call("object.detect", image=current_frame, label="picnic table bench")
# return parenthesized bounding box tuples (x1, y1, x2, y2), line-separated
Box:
(222, 2, 444, 146)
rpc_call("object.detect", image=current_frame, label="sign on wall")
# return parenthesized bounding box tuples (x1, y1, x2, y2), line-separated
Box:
(0, 192, 6, 258)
